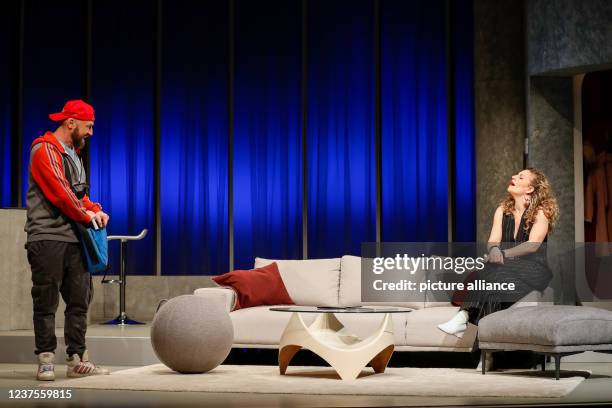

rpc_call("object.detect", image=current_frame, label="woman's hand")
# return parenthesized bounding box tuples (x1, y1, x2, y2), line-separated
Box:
(487, 247, 504, 264)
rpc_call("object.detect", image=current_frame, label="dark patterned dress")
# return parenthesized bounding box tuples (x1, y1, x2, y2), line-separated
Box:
(459, 212, 552, 325)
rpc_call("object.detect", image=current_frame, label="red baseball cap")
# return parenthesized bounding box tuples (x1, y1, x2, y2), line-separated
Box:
(49, 99, 95, 122)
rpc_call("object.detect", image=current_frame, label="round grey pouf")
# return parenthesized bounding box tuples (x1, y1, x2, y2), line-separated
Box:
(150, 294, 233, 374)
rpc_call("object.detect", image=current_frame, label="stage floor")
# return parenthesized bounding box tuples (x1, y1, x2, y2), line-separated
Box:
(1, 322, 612, 407)
(0, 323, 151, 337)
(0, 322, 157, 366)
(0, 362, 611, 407)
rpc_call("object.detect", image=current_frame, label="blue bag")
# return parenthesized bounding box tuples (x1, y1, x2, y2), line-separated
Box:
(78, 224, 109, 274)
(57, 152, 109, 274)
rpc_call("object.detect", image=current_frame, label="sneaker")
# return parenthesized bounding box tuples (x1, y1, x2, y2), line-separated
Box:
(66, 350, 110, 378)
(437, 321, 467, 338)
(37, 352, 55, 381)
(437, 311, 469, 338)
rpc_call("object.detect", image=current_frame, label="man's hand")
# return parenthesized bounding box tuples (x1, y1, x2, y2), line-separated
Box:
(96, 211, 110, 227)
(85, 210, 110, 228)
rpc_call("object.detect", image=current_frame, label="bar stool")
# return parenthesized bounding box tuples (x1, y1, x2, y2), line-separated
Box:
(102, 229, 148, 325)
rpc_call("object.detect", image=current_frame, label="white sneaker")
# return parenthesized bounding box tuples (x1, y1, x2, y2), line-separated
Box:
(437, 321, 467, 337)
(66, 350, 110, 378)
(437, 311, 468, 338)
(37, 352, 55, 381)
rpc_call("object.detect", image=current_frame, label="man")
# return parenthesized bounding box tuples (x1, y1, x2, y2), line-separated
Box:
(25, 99, 110, 381)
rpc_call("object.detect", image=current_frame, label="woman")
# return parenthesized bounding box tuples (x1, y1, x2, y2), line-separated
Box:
(438, 167, 559, 337)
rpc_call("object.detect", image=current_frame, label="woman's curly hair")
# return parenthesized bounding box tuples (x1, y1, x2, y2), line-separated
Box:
(500, 167, 559, 232)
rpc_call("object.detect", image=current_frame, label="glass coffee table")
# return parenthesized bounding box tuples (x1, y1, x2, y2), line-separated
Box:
(270, 306, 411, 380)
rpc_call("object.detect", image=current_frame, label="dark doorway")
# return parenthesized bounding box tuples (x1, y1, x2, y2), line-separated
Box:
(582, 70, 612, 299)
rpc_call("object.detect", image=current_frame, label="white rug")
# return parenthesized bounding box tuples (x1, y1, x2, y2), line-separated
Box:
(43, 364, 588, 398)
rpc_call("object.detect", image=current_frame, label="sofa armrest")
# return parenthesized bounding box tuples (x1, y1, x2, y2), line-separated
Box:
(194, 286, 237, 313)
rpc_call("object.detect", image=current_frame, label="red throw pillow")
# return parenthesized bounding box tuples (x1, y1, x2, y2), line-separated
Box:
(212, 262, 294, 310)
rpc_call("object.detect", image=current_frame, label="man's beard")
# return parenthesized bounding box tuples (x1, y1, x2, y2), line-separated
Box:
(71, 129, 86, 149)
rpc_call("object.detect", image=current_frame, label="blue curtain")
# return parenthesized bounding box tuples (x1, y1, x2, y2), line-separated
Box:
(21, 0, 85, 205)
(307, 0, 376, 258)
(381, 0, 448, 242)
(453, 0, 476, 242)
(89, 0, 155, 275)
(6, 0, 477, 271)
(0, 1, 19, 207)
(160, 0, 229, 276)
(233, 0, 303, 269)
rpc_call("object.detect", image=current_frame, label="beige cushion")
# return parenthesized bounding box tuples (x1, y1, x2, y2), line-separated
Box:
(230, 306, 409, 346)
(339, 255, 425, 309)
(254, 257, 341, 307)
(231, 306, 317, 345)
(334, 312, 409, 346)
(404, 306, 477, 348)
(194, 286, 237, 313)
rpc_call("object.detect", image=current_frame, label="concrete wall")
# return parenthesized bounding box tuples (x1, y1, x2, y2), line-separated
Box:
(95, 276, 216, 322)
(475, 0, 612, 243)
(0, 209, 216, 329)
(0, 209, 47, 330)
(527, 0, 612, 75)
(527, 77, 576, 304)
(526, 0, 612, 241)
(528, 77, 575, 242)
(474, 0, 527, 242)
(524, 0, 612, 304)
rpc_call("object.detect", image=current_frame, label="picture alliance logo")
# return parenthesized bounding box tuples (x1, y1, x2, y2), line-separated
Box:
(371, 254, 487, 275)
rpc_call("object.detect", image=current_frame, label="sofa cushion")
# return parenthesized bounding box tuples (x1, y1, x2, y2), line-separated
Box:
(404, 306, 478, 348)
(231, 306, 317, 345)
(255, 257, 341, 307)
(212, 262, 294, 310)
(194, 286, 237, 313)
(230, 306, 409, 346)
(339, 255, 426, 309)
(478, 305, 612, 346)
(333, 312, 409, 346)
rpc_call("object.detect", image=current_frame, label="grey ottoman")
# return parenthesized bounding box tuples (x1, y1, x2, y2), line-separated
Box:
(478, 306, 612, 379)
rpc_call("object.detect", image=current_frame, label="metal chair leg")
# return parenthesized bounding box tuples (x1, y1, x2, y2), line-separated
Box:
(555, 354, 561, 380)
(481, 350, 486, 375)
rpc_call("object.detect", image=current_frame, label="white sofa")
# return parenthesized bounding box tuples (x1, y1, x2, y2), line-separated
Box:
(193, 255, 490, 352)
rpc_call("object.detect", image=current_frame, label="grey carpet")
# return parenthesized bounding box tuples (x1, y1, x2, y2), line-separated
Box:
(43, 364, 588, 398)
